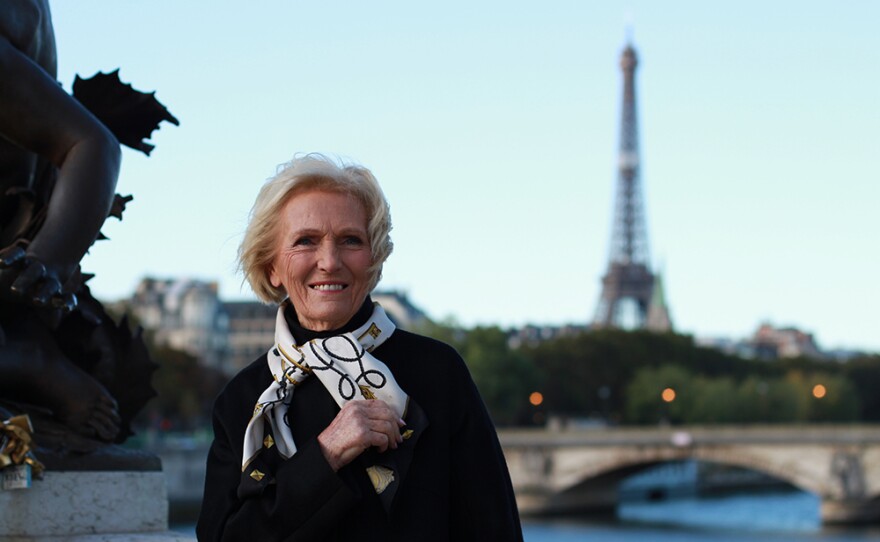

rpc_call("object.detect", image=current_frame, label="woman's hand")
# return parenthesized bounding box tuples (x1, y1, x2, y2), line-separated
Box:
(317, 399, 404, 472)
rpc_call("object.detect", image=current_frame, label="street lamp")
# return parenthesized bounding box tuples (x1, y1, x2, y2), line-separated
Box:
(529, 391, 544, 426)
(660, 387, 677, 427)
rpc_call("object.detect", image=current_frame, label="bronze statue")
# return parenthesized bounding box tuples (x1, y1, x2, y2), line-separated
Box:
(0, 0, 177, 450)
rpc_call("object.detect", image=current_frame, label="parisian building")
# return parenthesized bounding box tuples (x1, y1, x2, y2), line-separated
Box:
(123, 278, 428, 375)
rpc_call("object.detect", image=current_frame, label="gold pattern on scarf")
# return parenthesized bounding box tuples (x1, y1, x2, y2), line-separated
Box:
(278, 343, 311, 374)
(401, 429, 414, 440)
(366, 465, 395, 494)
(0, 415, 45, 477)
(250, 469, 265, 482)
(359, 385, 377, 400)
(263, 435, 275, 449)
(360, 323, 382, 341)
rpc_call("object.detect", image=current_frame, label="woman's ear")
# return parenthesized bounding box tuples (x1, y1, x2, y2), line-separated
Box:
(268, 266, 281, 289)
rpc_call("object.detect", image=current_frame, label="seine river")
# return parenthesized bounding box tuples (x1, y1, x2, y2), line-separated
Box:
(173, 490, 880, 540)
(522, 491, 880, 541)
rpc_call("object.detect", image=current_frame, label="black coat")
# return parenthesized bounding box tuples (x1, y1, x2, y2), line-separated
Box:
(196, 325, 523, 541)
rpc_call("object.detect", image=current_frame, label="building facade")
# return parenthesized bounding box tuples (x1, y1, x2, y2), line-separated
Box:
(127, 278, 230, 372)
(125, 278, 429, 375)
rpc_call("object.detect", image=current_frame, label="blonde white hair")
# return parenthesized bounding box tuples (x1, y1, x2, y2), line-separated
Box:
(239, 154, 393, 304)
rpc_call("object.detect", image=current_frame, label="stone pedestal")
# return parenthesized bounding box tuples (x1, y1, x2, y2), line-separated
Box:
(821, 498, 880, 525)
(0, 446, 195, 541)
(0, 535, 191, 542)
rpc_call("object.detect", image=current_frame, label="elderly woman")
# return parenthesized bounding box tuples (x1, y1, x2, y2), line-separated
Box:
(197, 155, 523, 541)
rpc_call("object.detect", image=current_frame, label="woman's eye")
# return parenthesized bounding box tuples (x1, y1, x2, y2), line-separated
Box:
(293, 237, 314, 246)
(342, 236, 364, 246)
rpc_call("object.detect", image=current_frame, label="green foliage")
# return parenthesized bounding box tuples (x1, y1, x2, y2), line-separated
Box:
(518, 328, 867, 425)
(842, 355, 880, 421)
(137, 345, 227, 431)
(519, 329, 753, 422)
(459, 327, 540, 426)
(415, 321, 540, 426)
(625, 365, 693, 424)
(736, 376, 803, 422)
(413, 318, 465, 349)
(689, 376, 740, 424)
(620, 363, 861, 425)
(801, 372, 860, 422)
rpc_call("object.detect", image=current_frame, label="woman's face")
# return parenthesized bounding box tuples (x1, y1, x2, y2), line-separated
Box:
(269, 189, 373, 331)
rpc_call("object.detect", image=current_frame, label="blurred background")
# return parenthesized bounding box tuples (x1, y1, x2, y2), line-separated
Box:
(49, 1, 879, 539)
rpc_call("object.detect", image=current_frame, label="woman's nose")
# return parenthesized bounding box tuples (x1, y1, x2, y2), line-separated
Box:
(316, 241, 341, 271)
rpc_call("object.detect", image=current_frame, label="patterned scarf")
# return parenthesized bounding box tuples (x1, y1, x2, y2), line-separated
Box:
(242, 301, 407, 491)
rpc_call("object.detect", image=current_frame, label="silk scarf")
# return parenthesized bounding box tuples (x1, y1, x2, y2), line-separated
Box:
(242, 301, 407, 494)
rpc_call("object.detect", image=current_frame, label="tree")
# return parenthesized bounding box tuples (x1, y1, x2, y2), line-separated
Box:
(688, 376, 739, 424)
(737, 376, 803, 423)
(842, 355, 880, 421)
(625, 365, 694, 425)
(415, 321, 540, 425)
(802, 372, 860, 422)
(136, 345, 226, 431)
(458, 326, 540, 426)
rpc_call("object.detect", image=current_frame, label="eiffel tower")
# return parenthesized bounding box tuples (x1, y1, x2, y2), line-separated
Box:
(593, 42, 672, 331)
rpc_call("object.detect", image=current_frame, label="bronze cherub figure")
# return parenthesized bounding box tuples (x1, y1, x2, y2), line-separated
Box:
(0, 0, 177, 449)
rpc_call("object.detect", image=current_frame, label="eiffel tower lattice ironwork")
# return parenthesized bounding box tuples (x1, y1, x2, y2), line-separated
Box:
(594, 42, 671, 331)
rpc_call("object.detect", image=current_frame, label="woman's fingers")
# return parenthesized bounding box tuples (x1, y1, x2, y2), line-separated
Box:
(347, 400, 400, 451)
(365, 416, 401, 452)
(317, 399, 405, 471)
(362, 400, 404, 449)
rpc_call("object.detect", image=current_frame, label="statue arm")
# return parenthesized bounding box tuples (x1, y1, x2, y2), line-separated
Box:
(0, 35, 120, 295)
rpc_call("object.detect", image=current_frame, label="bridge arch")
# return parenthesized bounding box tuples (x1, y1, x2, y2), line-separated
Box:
(561, 451, 822, 498)
(500, 426, 880, 524)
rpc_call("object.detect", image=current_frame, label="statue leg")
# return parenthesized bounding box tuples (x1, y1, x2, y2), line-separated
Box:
(0, 313, 120, 441)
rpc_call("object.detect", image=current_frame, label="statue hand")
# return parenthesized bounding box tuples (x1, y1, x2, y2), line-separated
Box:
(0, 244, 26, 268)
(0, 244, 27, 301)
(0, 248, 77, 312)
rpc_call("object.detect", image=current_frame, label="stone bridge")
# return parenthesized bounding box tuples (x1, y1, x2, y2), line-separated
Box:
(498, 425, 880, 524)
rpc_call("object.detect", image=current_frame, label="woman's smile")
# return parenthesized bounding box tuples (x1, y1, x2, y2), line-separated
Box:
(311, 282, 347, 291)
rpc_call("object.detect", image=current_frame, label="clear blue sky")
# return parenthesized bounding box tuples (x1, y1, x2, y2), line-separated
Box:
(50, 1, 879, 352)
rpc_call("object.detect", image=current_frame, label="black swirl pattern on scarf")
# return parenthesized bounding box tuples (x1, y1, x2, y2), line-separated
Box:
(307, 335, 388, 400)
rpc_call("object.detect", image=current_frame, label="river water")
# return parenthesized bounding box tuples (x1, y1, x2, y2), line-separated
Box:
(172, 489, 880, 540)
(522, 490, 880, 541)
